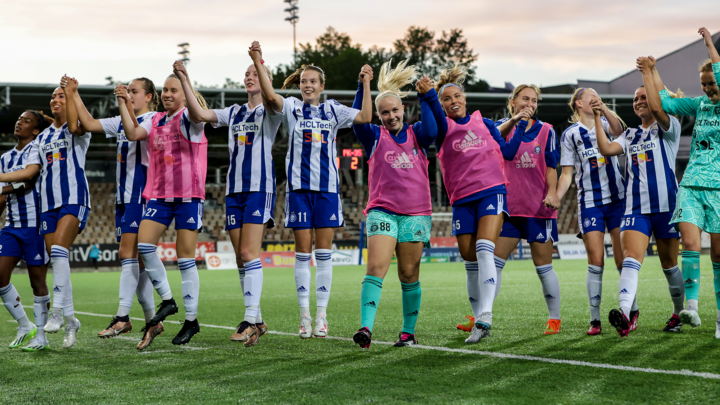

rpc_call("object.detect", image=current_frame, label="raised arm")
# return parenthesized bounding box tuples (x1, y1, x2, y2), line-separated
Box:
(413, 77, 440, 149)
(351, 80, 377, 153)
(62, 79, 106, 133)
(116, 86, 148, 141)
(249, 41, 283, 112)
(700, 27, 720, 64)
(496, 107, 532, 139)
(636, 57, 672, 131)
(590, 99, 624, 156)
(173, 61, 217, 124)
(62, 76, 88, 136)
(352, 65, 373, 125)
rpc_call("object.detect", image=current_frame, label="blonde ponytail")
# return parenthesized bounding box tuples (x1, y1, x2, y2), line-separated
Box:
(435, 64, 468, 97)
(375, 59, 417, 108)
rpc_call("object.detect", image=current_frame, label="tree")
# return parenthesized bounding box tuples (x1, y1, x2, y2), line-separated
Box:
(271, 26, 488, 92)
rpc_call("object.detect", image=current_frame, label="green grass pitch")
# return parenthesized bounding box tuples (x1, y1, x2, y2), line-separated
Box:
(2, 257, 720, 404)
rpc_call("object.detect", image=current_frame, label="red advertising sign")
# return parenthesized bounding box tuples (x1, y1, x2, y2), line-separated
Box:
(430, 237, 458, 248)
(157, 241, 216, 261)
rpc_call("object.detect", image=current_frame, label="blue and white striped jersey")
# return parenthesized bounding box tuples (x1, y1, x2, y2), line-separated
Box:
(100, 111, 155, 205)
(0, 143, 42, 228)
(30, 123, 92, 212)
(213, 103, 282, 195)
(560, 117, 625, 208)
(612, 116, 681, 215)
(280, 97, 359, 193)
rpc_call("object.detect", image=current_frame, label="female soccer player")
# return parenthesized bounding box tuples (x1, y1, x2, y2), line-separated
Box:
(249, 41, 373, 338)
(68, 78, 158, 338)
(593, 56, 685, 337)
(555, 87, 626, 335)
(175, 60, 281, 347)
(487, 85, 563, 335)
(119, 64, 209, 349)
(0, 110, 52, 352)
(350, 60, 442, 349)
(434, 65, 529, 343)
(659, 27, 720, 338)
(0, 82, 93, 349)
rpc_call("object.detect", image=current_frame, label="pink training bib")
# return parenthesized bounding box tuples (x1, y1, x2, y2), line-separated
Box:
(143, 108, 208, 200)
(438, 110, 507, 205)
(364, 126, 432, 216)
(505, 122, 557, 219)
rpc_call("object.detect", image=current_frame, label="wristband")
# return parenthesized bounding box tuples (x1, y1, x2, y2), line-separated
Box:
(11, 182, 23, 190)
(261, 59, 265, 64)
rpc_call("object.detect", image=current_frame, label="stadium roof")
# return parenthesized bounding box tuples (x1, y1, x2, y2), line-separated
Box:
(578, 31, 720, 97)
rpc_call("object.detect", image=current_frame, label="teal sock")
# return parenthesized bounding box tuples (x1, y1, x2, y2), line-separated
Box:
(360, 275, 383, 332)
(713, 263, 720, 311)
(401, 281, 421, 334)
(682, 251, 701, 301)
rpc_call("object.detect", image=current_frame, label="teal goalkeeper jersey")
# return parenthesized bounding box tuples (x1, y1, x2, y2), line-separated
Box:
(660, 62, 720, 189)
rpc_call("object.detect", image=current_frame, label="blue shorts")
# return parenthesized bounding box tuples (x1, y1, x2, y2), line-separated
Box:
(115, 203, 146, 242)
(620, 211, 679, 239)
(452, 194, 508, 236)
(578, 200, 624, 234)
(500, 217, 558, 244)
(142, 200, 204, 230)
(0, 227, 47, 266)
(40, 205, 89, 236)
(226, 192, 276, 230)
(284, 190, 344, 230)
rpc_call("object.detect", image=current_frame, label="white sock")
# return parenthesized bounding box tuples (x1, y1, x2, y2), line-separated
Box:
(136, 267, 156, 321)
(536, 264, 561, 319)
(1, 283, 30, 326)
(317, 306, 326, 319)
(243, 259, 263, 323)
(138, 243, 172, 300)
(618, 267, 639, 312)
(50, 245, 74, 319)
(619, 258, 641, 317)
(663, 265, 684, 315)
(178, 258, 199, 321)
(465, 261, 482, 319)
(256, 306, 263, 324)
(294, 252, 312, 310)
(475, 239, 497, 314)
(687, 299, 698, 312)
(33, 295, 50, 341)
(493, 256, 506, 301)
(315, 249, 332, 309)
(118, 258, 139, 317)
(587, 265, 603, 321)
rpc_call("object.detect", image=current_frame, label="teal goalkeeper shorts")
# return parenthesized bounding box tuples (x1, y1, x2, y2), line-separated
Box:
(366, 210, 431, 247)
(670, 186, 720, 233)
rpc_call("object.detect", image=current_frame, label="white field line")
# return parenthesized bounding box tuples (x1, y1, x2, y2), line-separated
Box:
(21, 307, 718, 380)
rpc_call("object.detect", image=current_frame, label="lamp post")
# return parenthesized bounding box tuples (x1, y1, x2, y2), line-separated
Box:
(284, 0, 298, 66)
(178, 42, 190, 64)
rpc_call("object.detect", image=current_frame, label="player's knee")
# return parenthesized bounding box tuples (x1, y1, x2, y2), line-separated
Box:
(239, 249, 257, 264)
(660, 257, 677, 269)
(118, 245, 134, 261)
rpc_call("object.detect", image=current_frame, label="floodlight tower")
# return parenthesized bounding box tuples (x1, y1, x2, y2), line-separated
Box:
(284, 0, 299, 66)
(177, 42, 190, 64)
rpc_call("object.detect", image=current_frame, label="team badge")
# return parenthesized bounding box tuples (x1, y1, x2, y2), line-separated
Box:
(715, 106, 720, 115)
(325, 111, 334, 120)
(370, 223, 378, 232)
(290, 213, 297, 222)
(534, 145, 541, 154)
(256, 109, 263, 116)
(412, 147, 418, 156)
(583, 218, 591, 229)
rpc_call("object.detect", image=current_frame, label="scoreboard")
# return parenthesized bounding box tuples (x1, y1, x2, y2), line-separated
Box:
(337, 148, 363, 170)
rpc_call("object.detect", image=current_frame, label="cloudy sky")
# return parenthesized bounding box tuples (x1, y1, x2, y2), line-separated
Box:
(2, 0, 718, 88)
